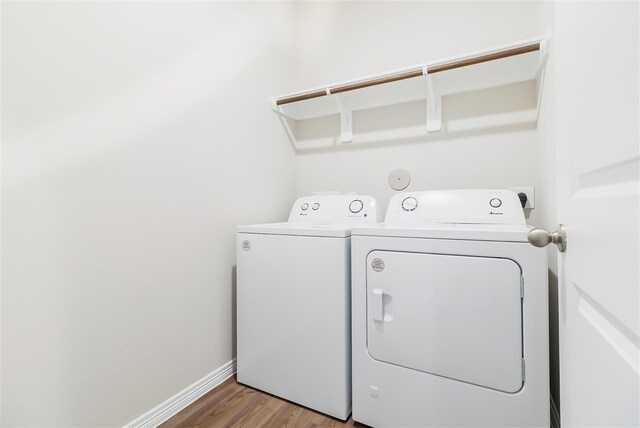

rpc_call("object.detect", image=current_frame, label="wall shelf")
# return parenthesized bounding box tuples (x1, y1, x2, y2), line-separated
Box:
(270, 35, 549, 144)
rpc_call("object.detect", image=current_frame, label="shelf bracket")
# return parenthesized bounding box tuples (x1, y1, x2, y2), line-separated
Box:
(268, 95, 279, 113)
(534, 33, 551, 122)
(333, 93, 353, 143)
(423, 67, 442, 133)
(268, 95, 298, 151)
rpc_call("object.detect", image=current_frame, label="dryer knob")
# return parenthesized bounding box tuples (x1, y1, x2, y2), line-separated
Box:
(402, 197, 418, 211)
(301, 203, 309, 211)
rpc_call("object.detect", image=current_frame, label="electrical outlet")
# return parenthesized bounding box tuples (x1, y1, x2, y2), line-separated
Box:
(509, 186, 535, 209)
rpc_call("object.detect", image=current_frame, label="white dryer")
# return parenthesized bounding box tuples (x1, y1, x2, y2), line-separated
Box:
(351, 190, 549, 427)
(237, 194, 379, 420)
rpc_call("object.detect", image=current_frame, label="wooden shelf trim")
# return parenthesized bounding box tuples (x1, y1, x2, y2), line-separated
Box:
(275, 42, 541, 106)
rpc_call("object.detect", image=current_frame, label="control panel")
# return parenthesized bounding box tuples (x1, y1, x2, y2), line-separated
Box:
(385, 190, 526, 225)
(288, 195, 379, 224)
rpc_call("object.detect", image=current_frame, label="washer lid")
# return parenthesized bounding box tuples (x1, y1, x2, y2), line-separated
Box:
(238, 222, 354, 238)
(351, 223, 532, 242)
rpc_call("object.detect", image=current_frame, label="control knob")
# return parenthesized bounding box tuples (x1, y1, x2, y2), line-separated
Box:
(402, 197, 418, 211)
(349, 199, 364, 213)
(489, 198, 502, 208)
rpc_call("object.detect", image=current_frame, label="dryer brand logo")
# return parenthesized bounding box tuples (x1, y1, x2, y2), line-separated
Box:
(242, 240, 251, 251)
(371, 258, 385, 272)
(489, 211, 504, 215)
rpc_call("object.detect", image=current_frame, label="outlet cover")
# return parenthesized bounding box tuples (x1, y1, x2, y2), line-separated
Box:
(509, 186, 535, 209)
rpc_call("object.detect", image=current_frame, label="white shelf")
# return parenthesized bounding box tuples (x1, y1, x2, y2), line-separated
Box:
(271, 35, 549, 144)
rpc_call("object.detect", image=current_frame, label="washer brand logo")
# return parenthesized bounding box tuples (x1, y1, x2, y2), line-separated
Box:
(242, 240, 251, 251)
(489, 211, 504, 215)
(371, 258, 385, 272)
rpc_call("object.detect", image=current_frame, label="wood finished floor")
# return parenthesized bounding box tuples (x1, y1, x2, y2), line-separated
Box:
(161, 376, 368, 428)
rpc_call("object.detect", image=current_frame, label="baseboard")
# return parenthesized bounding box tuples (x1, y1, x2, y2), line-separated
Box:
(124, 359, 237, 428)
(550, 395, 561, 428)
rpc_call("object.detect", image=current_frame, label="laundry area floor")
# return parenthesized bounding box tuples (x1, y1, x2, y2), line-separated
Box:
(161, 377, 368, 428)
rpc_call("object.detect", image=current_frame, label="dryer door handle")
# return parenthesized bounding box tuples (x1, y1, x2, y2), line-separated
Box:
(372, 289, 384, 321)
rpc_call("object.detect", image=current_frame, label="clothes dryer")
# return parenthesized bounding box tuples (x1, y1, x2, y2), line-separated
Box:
(351, 190, 549, 427)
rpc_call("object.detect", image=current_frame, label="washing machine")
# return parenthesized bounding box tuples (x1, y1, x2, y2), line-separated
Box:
(237, 194, 379, 420)
(351, 189, 549, 427)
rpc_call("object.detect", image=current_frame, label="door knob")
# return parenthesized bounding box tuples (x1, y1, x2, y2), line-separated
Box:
(527, 224, 567, 252)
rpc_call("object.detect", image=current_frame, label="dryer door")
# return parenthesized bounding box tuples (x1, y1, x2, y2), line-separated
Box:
(366, 251, 523, 393)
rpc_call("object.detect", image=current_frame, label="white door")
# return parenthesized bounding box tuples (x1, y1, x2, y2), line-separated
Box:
(555, 2, 639, 426)
(366, 251, 524, 393)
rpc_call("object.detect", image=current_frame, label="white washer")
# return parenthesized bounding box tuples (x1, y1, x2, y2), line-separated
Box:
(351, 190, 549, 427)
(237, 194, 379, 420)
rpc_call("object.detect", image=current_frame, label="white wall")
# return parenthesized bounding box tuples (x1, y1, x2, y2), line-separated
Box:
(291, 1, 551, 225)
(0, 3, 3, 423)
(1, 2, 296, 426)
